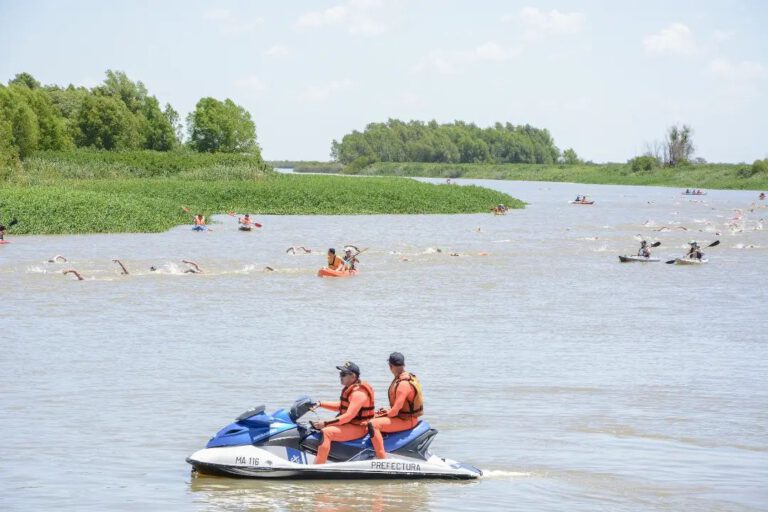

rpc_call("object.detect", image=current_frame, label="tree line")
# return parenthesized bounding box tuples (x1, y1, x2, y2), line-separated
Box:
(0, 70, 260, 169)
(331, 119, 572, 168)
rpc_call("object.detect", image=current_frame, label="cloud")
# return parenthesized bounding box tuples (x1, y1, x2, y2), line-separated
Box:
(264, 45, 292, 57)
(712, 30, 733, 43)
(203, 8, 263, 35)
(708, 59, 766, 80)
(413, 42, 519, 75)
(295, 0, 398, 36)
(234, 75, 267, 95)
(509, 7, 586, 40)
(643, 23, 697, 56)
(299, 79, 355, 102)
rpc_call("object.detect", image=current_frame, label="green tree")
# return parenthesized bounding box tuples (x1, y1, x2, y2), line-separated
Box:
(562, 148, 581, 165)
(75, 94, 141, 150)
(9, 72, 41, 89)
(187, 97, 258, 153)
(665, 124, 694, 166)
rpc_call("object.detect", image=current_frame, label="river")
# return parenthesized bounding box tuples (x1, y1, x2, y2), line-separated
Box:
(1, 178, 766, 511)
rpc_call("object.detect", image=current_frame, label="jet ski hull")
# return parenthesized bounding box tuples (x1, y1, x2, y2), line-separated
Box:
(187, 445, 480, 479)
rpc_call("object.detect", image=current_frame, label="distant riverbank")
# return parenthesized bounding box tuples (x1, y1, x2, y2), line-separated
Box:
(291, 161, 768, 191)
(0, 151, 521, 235)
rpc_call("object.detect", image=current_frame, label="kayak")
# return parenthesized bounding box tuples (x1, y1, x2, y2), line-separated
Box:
(0, 240, 10, 244)
(317, 267, 357, 278)
(192, 225, 208, 231)
(674, 258, 708, 265)
(238, 225, 253, 232)
(570, 200, 594, 205)
(619, 255, 660, 263)
(681, 192, 707, 196)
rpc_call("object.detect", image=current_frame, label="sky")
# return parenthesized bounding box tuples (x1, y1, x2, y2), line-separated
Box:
(1, 0, 766, 163)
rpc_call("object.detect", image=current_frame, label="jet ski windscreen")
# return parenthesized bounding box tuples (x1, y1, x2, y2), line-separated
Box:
(289, 396, 314, 422)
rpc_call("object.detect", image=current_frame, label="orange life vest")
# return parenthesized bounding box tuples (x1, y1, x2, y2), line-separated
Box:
(338, 380, 375, 424)
(388, 372, 424, 419)
(327, 254, 344, 269)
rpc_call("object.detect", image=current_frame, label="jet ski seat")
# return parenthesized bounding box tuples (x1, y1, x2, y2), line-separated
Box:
(300, 421, 436, 462)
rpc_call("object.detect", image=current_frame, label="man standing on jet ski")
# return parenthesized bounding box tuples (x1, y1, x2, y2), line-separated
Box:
(310, 361, 377, 464)
(369, 352, 424, 460)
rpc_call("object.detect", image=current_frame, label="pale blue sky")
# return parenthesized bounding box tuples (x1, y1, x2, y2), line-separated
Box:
(1, 0, 766, 162)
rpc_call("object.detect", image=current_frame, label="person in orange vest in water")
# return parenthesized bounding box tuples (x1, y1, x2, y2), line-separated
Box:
(326, 248, 346, 271)
(368, 352, 424, 459)
(310, 361, 376, 464)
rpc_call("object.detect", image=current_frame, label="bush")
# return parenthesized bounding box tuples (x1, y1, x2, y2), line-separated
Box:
(752, 159, 768, 174)
(628, 155, 659, 173)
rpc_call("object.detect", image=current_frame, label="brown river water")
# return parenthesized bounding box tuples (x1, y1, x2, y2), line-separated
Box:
(1, 178, 766, 511)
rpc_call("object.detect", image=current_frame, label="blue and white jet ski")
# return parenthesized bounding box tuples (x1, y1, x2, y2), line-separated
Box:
(187, 397, 482, 479)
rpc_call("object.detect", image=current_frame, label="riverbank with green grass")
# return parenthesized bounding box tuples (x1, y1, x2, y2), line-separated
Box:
(1, 152, 521, 235)
(329, 161, 768, 191)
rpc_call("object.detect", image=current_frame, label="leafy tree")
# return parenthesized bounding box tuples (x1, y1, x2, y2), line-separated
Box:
(331, 119, 561, 165)
(628, 155, 659, 172)
(562, 148, 581, 165)
(187, 97, 258, 153)
(664, 124, 694, 166)
(9, 72, 41, 89)
(75, 94, 141, 150)
(163, 103, 183, 143)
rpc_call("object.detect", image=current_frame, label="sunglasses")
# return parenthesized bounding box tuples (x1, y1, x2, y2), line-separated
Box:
(339, 371, 353, 377)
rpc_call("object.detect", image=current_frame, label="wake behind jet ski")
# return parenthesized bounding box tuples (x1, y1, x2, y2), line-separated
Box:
(186, 396, 482, 479)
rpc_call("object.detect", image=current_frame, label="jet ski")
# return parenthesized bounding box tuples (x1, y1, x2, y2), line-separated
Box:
(187, 396, 482, 479)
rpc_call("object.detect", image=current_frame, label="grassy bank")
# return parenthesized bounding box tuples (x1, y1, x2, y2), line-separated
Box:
(350, 162, 768, 190)
(1, 152, 521, 234)
(3, 149, 272, 184)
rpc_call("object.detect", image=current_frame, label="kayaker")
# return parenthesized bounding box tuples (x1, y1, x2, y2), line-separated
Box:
(182, 260, 203, 273)
(112, 259, 129, 275)
(686, 242, 703, 260)
(239, 214, 252, 227)
(0, 224, 5, 241)
(637, 241, 651, 258)
(368, 352, 424, 460)
(310, 361, 376, 464)
(63, 269, 84, 281)
(193, 214, 206, 227)
(760, 192, 766, 200)
(326, 248, 346, 271)
(344, 248, 359, 271)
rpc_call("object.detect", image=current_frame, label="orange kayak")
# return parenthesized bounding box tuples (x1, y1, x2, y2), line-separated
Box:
(317, 267, 357, 278)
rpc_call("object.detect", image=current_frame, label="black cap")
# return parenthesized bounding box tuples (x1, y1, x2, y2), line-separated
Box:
(336, 361, 360, 376)
(388, 352, 405, 366)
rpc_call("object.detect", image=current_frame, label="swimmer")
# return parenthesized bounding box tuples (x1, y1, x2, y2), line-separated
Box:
(47, 255, 67, 263)
(63, 269, 84, 281)
(286, 246, 313, 254)
(112, 259, 129, 275)
(182, 260, 203, 274)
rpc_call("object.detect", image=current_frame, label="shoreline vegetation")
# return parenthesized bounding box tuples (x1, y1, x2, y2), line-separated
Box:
(1, 151, 521, 235)
(290, 161, 768, 191)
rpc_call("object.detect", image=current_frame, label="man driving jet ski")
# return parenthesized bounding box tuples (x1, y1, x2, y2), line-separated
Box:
(310, 361, 379, 464)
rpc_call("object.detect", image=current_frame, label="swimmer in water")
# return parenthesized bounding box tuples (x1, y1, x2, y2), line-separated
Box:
(112, 259, 129, 275)
(182, 260, 203, 274)
(63, 269, 84, 281)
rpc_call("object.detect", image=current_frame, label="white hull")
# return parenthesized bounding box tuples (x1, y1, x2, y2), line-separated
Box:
(187, 445, 481, 479)
(619, 255, 660, 263)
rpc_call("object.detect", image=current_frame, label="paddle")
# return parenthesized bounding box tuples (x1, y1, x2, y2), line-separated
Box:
(665, 240, 719, 264)
(651, 241, 661, 247)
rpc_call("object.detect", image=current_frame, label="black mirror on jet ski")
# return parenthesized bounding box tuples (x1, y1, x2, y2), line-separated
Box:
(289, 396, 315, 422)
